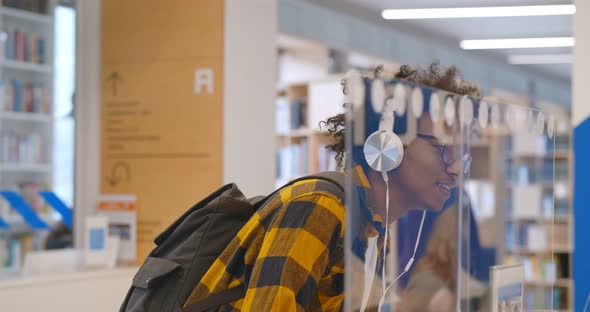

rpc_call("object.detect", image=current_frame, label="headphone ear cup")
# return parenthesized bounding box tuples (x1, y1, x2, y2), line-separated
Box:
(363, 130, 404, 172)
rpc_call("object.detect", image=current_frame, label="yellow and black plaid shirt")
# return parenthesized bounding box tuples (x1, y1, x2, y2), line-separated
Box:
(185, 166, 382, 311)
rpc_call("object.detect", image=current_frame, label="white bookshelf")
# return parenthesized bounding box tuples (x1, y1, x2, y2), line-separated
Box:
(275, 77, 344, 188)
(0, 7, 53, 24)
(0, 111, 52, 122)
(0, 59, 52, 73)
(276, 127, 313, 138)
(1, 213, 56, 226)
(0, 1, 55, 276)
(0, 163, 51, 173)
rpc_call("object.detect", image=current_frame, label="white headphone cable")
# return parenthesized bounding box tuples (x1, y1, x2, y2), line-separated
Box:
(378, 209, 427, 311)
(382, 171, 389, 296)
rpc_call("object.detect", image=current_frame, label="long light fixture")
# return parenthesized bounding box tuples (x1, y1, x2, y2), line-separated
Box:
(508, 54, 573, 64)
(382, 5, 576, 20)
(460, 37, 575, 50)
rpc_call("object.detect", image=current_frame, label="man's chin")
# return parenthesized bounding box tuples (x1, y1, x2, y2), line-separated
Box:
(427, 200, 447, 211)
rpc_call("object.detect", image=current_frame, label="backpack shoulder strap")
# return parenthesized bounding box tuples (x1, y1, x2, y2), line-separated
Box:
(249, 171, 345, 207)
(302, 171, 345, 192)
(247, 195, 266, 205)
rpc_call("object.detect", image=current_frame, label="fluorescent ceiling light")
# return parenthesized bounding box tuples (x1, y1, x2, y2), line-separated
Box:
(508, 54, 573, 64)
(382, 5, 575, 19)
(460, 37, 575, 50)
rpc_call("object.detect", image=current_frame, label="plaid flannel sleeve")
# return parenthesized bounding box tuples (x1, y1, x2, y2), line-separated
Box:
(240, 191, 345, 311)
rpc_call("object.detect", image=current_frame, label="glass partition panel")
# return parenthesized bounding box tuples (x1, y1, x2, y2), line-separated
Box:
(343, 71, 468, 311)
(343, 70, 559, 312)
(459, 102, 560, 312)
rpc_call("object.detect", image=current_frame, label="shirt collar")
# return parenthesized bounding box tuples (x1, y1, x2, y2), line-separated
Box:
(350, 165, 385, 236)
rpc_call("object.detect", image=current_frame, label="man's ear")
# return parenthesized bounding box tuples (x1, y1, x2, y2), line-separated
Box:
(367, 168, 383, 182)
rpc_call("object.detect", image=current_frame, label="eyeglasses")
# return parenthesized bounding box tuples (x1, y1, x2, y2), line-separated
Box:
(416, 133, 472, 174)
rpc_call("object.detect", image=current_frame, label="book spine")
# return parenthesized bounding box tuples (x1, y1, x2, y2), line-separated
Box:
(23, 31, 29, 62)
(23, 84, 33, 112)
(37, 36, 45, 64)
(31, 33, 38, 64)
(15, 30, 24, 61)
(5, 80, 14, 112)
(12, 80, 21, 112)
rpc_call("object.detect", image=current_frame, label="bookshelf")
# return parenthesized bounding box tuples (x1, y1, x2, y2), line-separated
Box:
(0, 111, 51, 122)
(0, 6, 53, 23)
(503, 110, 573, 311)
(1, 59, 52, 73)
(0, 163, 51, 172)
(466, 97, 573, 311)
(0, 0, 54, 277)
(275, 76, 344, 188)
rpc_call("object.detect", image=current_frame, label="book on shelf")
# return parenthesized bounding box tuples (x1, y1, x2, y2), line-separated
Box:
(2, 28, 46, 65)
(0, 233, 42, 271)
(0, 180, 50, 216)
(553, 223, 570, 247)
(290, 99, 305, 130)
(523, 257, 556, 282)
(512, 185, 542, 218)
(514, 222, 569, 254)
(524, 287, 562, 311)
(276, 97, 290, 134)
(1, 131, 45, 163)
(0, 79, 49, 114)
(506, 253, 568, 284)
(277, 140, 309, 181)
(517, 223, 548, 251)
(0, 237, 21, 270)
(275, 97, 307, 133)
(554, 253, 570, 279)
(465, 180, 495, 220)
(555, 162, 569, 181)
(317, 144, 338, 172)
(20, 181, 48, 213)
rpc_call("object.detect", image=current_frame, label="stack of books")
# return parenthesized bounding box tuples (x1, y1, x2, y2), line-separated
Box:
(1, 79, 50, 113)
(1, 131, 45, 163)
(3, 28, 46, 64)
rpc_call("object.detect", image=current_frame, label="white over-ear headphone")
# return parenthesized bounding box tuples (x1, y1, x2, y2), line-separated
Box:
(363, 80, 404, 173)
(358, 79, 427, 312)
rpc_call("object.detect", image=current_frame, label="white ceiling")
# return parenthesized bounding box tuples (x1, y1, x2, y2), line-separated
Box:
(339, 0, 574, 81)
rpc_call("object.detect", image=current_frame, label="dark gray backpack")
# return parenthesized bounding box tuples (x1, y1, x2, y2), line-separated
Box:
(119, 172, 344, 312)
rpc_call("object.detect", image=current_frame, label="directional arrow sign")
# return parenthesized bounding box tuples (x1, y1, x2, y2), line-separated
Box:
(106, 162, 131, 187)
(106, 71, 123, 96)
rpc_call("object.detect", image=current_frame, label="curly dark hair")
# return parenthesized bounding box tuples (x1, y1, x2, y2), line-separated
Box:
(320, 62, 480, 168)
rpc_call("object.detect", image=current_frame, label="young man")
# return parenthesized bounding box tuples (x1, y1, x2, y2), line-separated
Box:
(183, 63, 479, 311)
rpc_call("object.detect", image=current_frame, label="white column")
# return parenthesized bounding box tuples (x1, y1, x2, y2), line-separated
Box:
(223, 0, 277, 197)
(74, 0, 102, 248)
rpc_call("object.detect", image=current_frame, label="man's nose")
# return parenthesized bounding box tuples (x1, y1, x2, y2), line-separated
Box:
(447, 156, 461, 176)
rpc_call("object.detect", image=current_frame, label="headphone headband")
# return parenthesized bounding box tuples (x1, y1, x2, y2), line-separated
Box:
(363, 80, 405, 173)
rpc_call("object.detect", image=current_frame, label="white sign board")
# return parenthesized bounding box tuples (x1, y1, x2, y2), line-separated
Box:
(490, 263, 525, 312)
